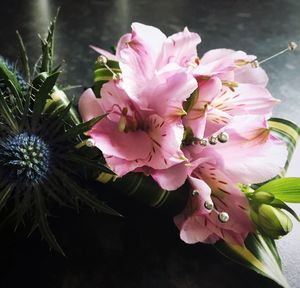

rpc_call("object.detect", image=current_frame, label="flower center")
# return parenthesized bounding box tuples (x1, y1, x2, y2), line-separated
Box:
(0, 133, 50, 183)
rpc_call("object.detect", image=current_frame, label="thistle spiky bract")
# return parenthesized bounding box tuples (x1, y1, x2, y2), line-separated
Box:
(0, 13, 118, 255)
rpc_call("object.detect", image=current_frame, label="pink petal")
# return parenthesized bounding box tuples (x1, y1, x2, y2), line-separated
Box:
(212, 116, 288, 184)
(104, 154, 143, 176)
(89, 118, 152, 161)
(151, 162, 188, 191)
(235, 64, 269, 87)
(118, 22, 166, 92)
(225, 83, 279, 115)
(146, 114, 185, 170)
(195, 49, 247, 76)
(144, 66, 198, 119)
(90, 45, 119, 62)
(157, 27, 201, 69)
(79, 88, 103, 121)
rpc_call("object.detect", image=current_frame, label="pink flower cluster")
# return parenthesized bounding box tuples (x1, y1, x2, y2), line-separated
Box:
(79, 23, 287, 245)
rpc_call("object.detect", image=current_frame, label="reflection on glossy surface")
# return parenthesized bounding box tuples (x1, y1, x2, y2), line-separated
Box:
(0, 0, 299, 287)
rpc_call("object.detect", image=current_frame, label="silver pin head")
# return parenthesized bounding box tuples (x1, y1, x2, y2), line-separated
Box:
(209, 136, 218, 145)
(97, 55, 108, 65)
(251, 60, 259, 68)
(218, 212, 230, 223)
(204, 200, 214, 211)
(192, 189, 200, 196)
(217, 132, 229, 143)
(288, 42, 297, 51)
(86, 138, 96, 147)
(200, 138, 208, 146)
(113, 73, 123, 80)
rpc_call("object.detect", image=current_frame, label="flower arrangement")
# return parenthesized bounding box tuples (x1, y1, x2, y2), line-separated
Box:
(1, 15, 300, 287)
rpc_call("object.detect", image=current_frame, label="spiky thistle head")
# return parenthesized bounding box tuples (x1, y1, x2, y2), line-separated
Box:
(0, 15, 118, 255)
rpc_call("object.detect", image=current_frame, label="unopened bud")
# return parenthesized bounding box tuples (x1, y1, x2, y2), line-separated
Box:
(256, 204, 293, 239)
(253, 191, 275, 204)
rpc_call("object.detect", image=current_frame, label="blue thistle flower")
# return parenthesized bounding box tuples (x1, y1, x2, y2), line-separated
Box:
(0, 56, 28, 94)
(0, 21, 117, 255)
(0, 133, 50, 184)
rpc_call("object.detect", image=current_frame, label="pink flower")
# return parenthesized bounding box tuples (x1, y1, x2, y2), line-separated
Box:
(174, 115, 287, 244)
(80, 23, 203, 190)
(194, 48, 268, 87)
(174, 174, 253, 244)
(184, 49, 278, 138)
(79, 67, 197, 190)
(92, 22, 201, 99)
(184, 77, 279, 138)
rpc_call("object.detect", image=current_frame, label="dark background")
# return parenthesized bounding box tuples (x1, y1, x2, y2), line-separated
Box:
(0, 0, 300, 287)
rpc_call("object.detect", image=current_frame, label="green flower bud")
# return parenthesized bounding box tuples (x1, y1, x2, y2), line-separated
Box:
(253, 191, 275, 204)
(256, 204, 293, 239)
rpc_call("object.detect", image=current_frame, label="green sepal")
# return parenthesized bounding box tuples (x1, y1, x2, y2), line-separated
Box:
(183, 88, 199, 114)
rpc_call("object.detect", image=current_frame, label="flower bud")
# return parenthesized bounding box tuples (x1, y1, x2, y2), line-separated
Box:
(255, 204, 293, 239)
(253, 191, 275, 204)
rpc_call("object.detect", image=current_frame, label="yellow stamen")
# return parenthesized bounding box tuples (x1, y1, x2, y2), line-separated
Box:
(222, 80, 239, 88)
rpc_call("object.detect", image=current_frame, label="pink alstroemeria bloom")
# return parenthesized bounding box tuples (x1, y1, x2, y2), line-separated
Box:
(184, 76, 279, 138)
(92, 22, 201, 100)
(174, 174, 253, 244)
(194, 48, 269, 87)
(174, 115, 287, 244)
(184, 48, 276, 138)
(79, 68, 197, 190)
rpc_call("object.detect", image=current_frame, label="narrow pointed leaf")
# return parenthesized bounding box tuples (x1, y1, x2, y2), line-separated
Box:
(0, 184, 14, 211)
(257, 178, 300, 204)
(32, 71, 60, 121)
(34, 188, 65, 256)
(0, 90, 19, 132)
(16, 30, 30, 82)
(0, 61, 22, 95)
(270, 198, 300, 221)
(59, 171, 121, 216)
(215, 233, 289, 288)
(57, 114, 107, 142)
(5, 79, 23, 110)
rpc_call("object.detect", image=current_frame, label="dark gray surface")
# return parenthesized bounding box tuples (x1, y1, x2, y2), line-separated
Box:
(0, 0, 299, 287)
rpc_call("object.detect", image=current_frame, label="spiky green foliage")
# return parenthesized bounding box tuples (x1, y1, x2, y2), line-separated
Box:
(0, 14, 118, 255)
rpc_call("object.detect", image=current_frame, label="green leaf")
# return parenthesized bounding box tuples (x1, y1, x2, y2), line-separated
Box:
(270, 198, 299, 221)
(0, 89, 19, 132)
(33, 187, 65, 256)
(66, 154, 115, 175)
(59, 171, 121, 217)
(16, 30, 30, 82)
(39, 9, 59, 73)
(215, 233, 289, 288)
(93, 60, 121, 93)
(0, 184, 14, 211)
(269, 118, 300, 176)
(56, 114, 107, 142)
(257, 177, 300, 203)
(0, 61, 23, 95)
(5, 79, 24, 110)
(32, 71, 60, 122)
